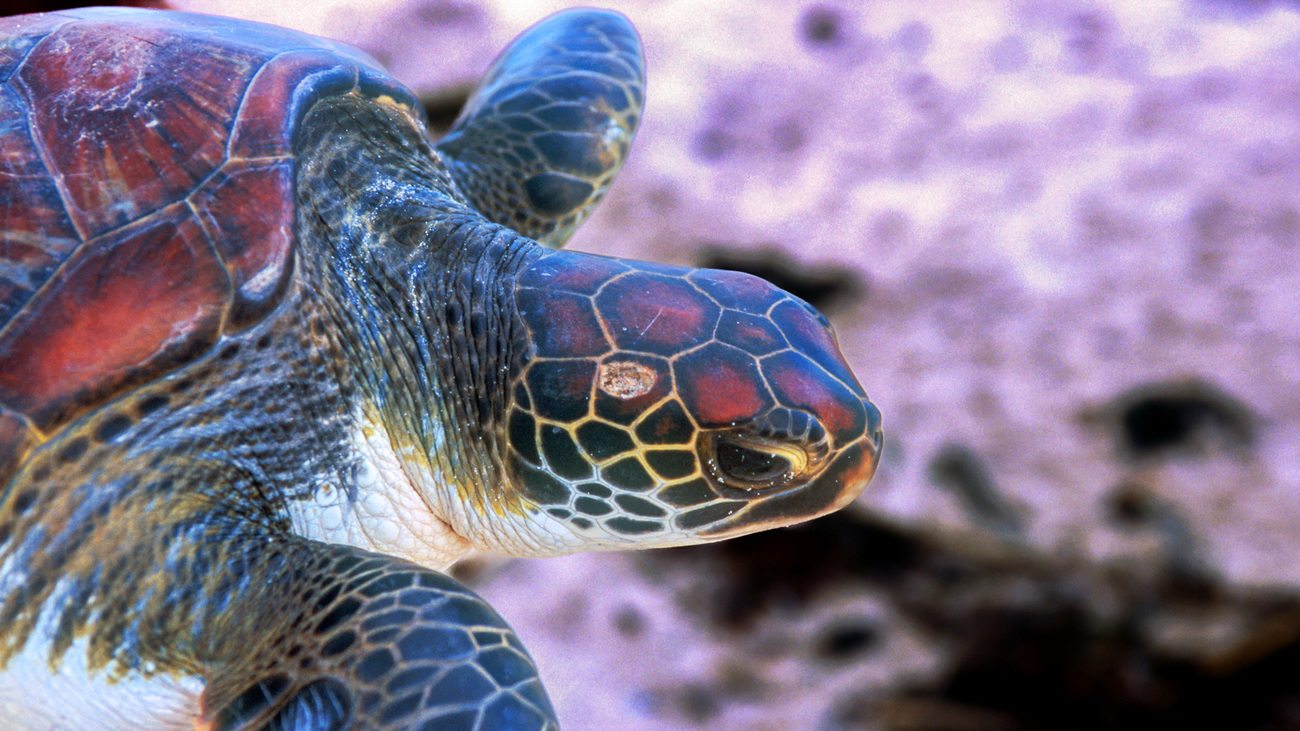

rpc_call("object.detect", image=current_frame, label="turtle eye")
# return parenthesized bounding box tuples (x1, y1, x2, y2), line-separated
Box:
(704, 433, 809, 490)
(717, 439, 790, 482)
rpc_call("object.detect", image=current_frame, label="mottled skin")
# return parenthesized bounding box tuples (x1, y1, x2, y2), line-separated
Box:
(0, 7, 882, 730)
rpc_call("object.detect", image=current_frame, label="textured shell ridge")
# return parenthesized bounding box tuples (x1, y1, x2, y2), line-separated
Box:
(0, 8, 431, 440)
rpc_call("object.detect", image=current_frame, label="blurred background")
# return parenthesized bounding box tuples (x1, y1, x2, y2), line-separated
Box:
(14, 0, 1300, 727)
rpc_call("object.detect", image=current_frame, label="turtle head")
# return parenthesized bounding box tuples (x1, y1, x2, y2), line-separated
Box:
(471, 248, 882, 554)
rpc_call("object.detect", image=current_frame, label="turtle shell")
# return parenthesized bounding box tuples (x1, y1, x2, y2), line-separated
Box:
(0, 9, 426, 479)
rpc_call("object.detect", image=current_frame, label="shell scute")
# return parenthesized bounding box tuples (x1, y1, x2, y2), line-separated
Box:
(190, 159, 296, 329)
(14, 20, 261, 239)
(0, 10, 421, 435)
(0, 85, 79, 327)
(0, 205, 228, 429)
(228, 50, 357, 159)
(0, 13, 67, 77)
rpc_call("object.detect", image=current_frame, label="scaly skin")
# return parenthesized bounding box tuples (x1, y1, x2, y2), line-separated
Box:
(0, 7, 882, 730)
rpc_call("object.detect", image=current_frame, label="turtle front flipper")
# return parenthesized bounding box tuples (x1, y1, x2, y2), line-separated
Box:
(203, 541, 555, 731)
(436, 9, 645, 248)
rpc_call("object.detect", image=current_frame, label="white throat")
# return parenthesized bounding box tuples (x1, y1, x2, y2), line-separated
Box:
(289, 409, 471, 570)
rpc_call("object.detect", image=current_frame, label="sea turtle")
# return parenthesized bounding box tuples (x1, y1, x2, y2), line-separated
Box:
(0, 6, 882, 730)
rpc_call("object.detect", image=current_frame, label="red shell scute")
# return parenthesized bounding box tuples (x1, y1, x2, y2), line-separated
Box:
(0, 8, 423, 433)
(0, 205, 228, 429)
(673, 343, 773, 428)
(0, 12, 69, 73)
(15, 20, 264, 239)
(596, 271, 720, 355)
(191, 160, 296, 328)
(0, 88, 79, 326)
(229, 49, 357, 159)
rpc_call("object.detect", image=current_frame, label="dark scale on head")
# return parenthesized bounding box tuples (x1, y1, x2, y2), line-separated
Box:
(658, 479, 718, 508)
(539, 425, 591, 481)
(513, 458, 570, 505)
(509, 410, 541, 465)
(645, 450, 695, 480)
(577, 482, 613, 498)
(575, 420, 636, 461)
(613, 494, 666, 518)
(634, 401, 695, 445)
(601, 457, 655, 492)
(675, 502, 744, 531)
(574, 497, 613, 517)
(605, 517, 662, 535)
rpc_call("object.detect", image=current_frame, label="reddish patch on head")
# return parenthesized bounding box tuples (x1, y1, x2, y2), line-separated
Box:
(716, 310, 787, 355)
(191, 160, 295, 329)
(674, 343, 773, 428)
(517, 250, 630, 295)
(515, 288, 610, 358)
(688, 268, 785, 314)
(0, 205, 228, 429)
(762, 351, 865, 446)
(597, 272, 719, 356)
(770, 300, 859, 389)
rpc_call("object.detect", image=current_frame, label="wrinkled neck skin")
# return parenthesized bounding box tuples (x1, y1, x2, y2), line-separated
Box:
(294, 95, 552, 565)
